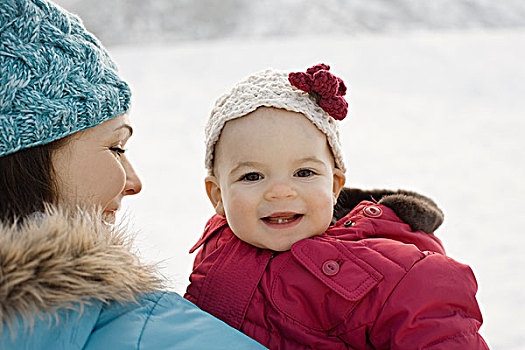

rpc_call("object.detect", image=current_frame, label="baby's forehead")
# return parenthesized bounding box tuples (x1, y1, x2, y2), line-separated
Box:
(217, 109, 328, 152)
(221, 107, 319, 134)
(213, 110, 336, 174)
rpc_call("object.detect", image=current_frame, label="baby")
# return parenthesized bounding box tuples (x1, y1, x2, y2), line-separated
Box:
(185, 64, 488, 349)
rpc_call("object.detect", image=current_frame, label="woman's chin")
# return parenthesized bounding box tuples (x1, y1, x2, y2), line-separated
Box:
(102, 211, 116, 225)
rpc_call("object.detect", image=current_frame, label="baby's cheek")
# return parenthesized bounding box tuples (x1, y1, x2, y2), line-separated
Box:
(225, 193, 251, 216)
(226, 211, 257, 248)
(311, 190, 336, 228)
(224, 194, 253, 227)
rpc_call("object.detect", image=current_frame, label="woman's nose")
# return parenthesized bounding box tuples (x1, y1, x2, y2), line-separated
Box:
(123, 157, 142, 196)
(264, 180, 296, 201)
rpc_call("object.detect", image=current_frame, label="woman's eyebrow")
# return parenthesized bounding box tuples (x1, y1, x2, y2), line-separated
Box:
(114, 124, 133, 137)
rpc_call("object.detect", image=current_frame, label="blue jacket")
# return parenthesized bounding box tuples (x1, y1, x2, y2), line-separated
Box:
(1, 292, 264, 349)
(0, 209, 265, 349)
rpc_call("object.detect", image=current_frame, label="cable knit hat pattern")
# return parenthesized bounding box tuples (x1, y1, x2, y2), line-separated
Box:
(0, 0, 131, 157)
(205, 66, 347, 173)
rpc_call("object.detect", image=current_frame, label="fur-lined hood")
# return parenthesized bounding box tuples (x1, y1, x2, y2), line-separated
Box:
(0, 207, 163, 332)
(334, 188, 444, 233)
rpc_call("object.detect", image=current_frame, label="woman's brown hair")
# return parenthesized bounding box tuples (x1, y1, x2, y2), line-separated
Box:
(0, 139, 67, 223)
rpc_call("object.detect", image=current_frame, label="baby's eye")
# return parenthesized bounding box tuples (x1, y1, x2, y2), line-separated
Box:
(240, 172, 263, 182)
(295, 169, 316, 178)
(109, 147, 126, 157)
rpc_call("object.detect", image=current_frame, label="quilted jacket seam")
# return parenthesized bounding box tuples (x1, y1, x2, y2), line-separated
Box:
(423, 319, 480, 349)
(136, 292, 166, 349)
(367, 218, 414, 272)
(368, 254, 426, 338)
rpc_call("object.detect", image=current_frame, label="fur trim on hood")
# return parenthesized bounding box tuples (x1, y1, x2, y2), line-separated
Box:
(0, 206, 163, 332)
(334, 188, 444, 233)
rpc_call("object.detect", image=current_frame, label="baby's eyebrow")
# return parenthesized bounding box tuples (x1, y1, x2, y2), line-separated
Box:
(229, 161, 263, 175)
(296, 157, 326, 166)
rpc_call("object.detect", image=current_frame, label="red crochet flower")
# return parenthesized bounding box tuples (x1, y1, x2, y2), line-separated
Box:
(288, 63, 348, 120)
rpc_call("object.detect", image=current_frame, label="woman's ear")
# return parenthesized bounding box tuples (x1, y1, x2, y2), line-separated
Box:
(332, 168, 346, 206)
(205, 175, 225, 215)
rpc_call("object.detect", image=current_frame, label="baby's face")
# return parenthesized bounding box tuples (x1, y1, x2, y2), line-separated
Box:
(206, 107, 345, 251)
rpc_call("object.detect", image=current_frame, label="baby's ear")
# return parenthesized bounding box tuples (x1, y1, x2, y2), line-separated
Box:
(332, 168, 346, 206)
(205, 175, 225, 215)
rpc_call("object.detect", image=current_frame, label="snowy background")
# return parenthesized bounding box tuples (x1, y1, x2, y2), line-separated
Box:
(55, 1, 524, 348)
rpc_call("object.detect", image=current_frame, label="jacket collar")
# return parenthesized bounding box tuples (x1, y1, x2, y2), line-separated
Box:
(190, 215, 229, 253)
(0, 206, 162, 332)
(334, 188, 445, 233)
(330, 201, 445, 254)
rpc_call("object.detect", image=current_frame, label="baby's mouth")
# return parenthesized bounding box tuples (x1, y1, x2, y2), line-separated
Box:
(261, 213, 303, 225)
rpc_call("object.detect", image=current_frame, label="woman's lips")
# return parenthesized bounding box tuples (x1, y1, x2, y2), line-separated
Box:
(261, 213, 303, 228)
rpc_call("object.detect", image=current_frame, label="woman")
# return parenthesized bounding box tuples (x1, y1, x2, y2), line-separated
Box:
(0, 0, 265, 348)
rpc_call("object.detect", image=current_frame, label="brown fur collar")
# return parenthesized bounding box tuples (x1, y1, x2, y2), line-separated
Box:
(334, 188, 444, 233)
(0, 207, 163, 331)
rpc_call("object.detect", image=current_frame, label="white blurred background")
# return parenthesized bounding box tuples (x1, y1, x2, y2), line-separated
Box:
(55, 1, 525, 348)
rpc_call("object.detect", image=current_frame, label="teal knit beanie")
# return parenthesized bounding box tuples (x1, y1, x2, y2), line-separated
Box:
(0, 0, 131, 157)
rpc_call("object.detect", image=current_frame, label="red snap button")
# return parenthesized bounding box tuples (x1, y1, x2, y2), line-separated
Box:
(363, 205, 382, 218)
(322, 260, 340, 276)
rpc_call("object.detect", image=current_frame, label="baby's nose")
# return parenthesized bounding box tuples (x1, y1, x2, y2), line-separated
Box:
(264, 181, 297, 201)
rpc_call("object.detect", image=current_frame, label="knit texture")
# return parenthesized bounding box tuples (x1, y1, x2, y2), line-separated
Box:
(288, 63, 348, 121)
(0, 0, 131, 157)
(205, 68, 346, 172)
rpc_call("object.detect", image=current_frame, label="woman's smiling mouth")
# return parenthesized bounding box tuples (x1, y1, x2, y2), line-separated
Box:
(261, 213, 304, 228)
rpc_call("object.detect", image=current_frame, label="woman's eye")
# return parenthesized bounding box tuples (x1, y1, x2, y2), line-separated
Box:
(109, 147, 126, 157)
(295, 169, 315, 178)
(240, 172, 262, 182)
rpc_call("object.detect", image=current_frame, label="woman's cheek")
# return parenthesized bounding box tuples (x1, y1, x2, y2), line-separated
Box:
(96, 159, 127, 208)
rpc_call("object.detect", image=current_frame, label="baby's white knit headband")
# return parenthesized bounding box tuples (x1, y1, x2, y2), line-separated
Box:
(204, 63, 348, 173)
